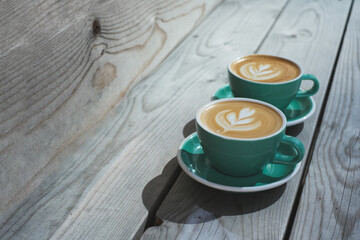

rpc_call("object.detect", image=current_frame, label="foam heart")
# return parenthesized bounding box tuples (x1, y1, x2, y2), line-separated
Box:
(258, 64, 271, 71)
(226, 108, 255, 126)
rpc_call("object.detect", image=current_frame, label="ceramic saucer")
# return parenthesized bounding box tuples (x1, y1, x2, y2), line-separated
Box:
(177, 132, 301, 192)
(212, 85, 315, 127)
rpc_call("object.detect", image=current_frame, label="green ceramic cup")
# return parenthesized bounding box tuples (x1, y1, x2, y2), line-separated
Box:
(196, 98, 305, 177)
(228, 55, 319, 111)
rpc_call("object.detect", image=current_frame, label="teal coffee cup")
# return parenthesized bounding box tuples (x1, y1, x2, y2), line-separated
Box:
(196, 98, 304, 177)
(228, 54, 319, 111)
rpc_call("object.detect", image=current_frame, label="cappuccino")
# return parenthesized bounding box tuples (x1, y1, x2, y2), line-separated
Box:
(200, 100, 282, 139)
(230, 55, 300, 83)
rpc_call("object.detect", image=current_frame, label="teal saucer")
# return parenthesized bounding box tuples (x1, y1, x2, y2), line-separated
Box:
(212, 85, 315, 126)
(177, 133, 301, 192)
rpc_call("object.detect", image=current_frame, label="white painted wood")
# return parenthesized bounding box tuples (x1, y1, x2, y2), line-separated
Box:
(0, 0, 222, 239)
(290, 0, 360, 239)
(141, 0, 353, 239)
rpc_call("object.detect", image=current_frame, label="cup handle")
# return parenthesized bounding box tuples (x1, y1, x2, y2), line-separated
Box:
(296, 74, 319, 98)
(271, 135, 305, 165)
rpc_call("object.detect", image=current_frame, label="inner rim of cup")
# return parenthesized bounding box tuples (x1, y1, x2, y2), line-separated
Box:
(228, 54, 304, 85)
(196, 98, 287, 141)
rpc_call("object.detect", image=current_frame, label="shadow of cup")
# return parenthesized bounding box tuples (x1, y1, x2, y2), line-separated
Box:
(153, 173, 286, 224)
(142, 119, 288, 227)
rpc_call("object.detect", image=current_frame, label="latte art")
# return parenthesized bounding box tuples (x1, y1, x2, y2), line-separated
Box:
(231, 55, 300, 83)
(240, 63, 281, 81)
(200, 101, 283, 139)
(215, 108, 261, 133)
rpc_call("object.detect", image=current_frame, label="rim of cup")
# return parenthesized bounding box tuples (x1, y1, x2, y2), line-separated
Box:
(196, 98, 287, 141)
(227, 54, 304, 85)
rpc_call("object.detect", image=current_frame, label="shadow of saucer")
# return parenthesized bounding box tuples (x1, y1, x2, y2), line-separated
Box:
(183, 119, 196, 138)
(142, 119, 288, 228)
(286, 123, 304, 137)
(142, 159, 286, 226)
(154, 173, 286, 224)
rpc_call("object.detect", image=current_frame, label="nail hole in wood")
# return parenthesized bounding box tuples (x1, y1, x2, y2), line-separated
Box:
(93, 19, 101, 35)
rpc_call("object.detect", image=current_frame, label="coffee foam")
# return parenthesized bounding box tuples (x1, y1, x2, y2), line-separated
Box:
(230, 55, 300, 83)
(200, 101, 282, 139)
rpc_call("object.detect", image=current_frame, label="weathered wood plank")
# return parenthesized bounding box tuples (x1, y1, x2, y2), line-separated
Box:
(0, 0, 222, 239)
(290, 0, 360, 239)
(141, 0, 353, 239)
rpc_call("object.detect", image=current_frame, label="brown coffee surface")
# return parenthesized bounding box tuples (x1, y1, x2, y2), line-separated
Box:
(230, 55, 300, 83)
(200, 101, 282, 138)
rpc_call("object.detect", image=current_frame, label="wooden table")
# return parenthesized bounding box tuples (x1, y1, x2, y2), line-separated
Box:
(0, 0, 359, 239)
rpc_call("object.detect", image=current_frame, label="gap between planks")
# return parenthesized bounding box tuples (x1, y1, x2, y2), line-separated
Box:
(254, 0, 291, 54)
(282, 0, 356, 239)
(144, 160, 182, 230)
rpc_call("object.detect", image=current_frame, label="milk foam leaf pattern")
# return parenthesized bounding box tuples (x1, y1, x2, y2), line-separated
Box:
(258, 64, 271, 71)
(250, 64, 273, 76)
(215, 109, 261, 133)
(226, 108, 256, 126)
(238, 108, 255, 120)
(240, 63, 281, 81)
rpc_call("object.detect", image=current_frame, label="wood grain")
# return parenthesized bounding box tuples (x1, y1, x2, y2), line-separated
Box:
(141, 0, 353, 239)
(290, 0, 360, 239)
(0, 0, 222, 239)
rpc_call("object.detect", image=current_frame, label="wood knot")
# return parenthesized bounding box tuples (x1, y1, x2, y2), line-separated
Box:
(92, 63, 117, 90)
(154, 216, 163, 226)
(345, 133, 360, 158)
(93, 19, 101, 35)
